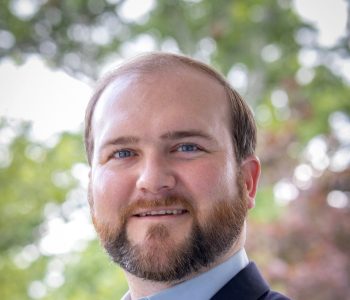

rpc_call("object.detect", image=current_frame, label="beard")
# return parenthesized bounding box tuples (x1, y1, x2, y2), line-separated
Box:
(89, 174, 248, 282)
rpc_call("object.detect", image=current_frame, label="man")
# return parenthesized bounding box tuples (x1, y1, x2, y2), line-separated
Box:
(84, 52, 290, 300)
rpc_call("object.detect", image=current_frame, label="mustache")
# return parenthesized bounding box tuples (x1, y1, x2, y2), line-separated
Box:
(93, 194, 196, 245)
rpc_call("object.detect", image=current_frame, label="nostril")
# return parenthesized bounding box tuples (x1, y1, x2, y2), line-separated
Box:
(136, 170, 176, 194)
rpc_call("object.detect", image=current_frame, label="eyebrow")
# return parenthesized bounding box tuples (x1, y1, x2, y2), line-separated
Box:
(101, 130, 214, 150)
(101, 136, 139, 149)
(160, 130, 214, 141)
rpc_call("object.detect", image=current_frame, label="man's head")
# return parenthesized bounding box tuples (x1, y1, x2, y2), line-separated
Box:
(85, 52, 260, 282)
(85, 52, 257, 166)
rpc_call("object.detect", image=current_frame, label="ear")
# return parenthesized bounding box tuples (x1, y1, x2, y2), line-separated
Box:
(87, 169, 94, 209)
(240, 155, 261, 209)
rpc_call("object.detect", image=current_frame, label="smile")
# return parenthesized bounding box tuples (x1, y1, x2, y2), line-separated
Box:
(134, 209, 187, 217)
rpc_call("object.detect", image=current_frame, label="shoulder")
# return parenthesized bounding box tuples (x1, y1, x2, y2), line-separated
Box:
(211, 262, 291, 300)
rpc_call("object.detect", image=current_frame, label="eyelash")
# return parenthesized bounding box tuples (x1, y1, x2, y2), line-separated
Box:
(111, 143, 203, 160)
(112, 149, 136, 159)
(174, 143, 202, 153)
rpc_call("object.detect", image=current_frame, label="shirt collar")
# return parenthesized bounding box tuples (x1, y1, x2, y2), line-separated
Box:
(121, 248, 249, 300)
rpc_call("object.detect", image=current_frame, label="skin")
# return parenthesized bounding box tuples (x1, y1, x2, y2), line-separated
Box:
(89, 67, 261, 299)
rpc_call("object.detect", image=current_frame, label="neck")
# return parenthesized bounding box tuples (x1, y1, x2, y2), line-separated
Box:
(125, 229, 246, 300)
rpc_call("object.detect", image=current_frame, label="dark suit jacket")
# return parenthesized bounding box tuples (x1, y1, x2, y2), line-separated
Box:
(210, 262, 290, 300)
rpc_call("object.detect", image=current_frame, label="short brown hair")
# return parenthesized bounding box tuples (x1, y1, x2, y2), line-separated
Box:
(84, 52, 256, 165)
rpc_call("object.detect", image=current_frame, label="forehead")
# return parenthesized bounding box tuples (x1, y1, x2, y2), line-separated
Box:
(92, 66, 231, 140)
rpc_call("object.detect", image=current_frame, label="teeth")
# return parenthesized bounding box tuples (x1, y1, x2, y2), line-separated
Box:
(137, 209, 185, 217)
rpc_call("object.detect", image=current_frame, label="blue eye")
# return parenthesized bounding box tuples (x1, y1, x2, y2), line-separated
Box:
(114, 149, 135, 159)
(177, 144, 199, 152)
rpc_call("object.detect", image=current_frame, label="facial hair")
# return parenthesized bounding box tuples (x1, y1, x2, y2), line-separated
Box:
(89, 174, 248, 282)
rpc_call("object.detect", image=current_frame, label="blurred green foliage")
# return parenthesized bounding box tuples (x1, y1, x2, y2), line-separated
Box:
(1, 0, 349, 299)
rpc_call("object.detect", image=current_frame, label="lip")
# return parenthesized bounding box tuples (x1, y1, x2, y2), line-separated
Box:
(132, 207, 188, 218)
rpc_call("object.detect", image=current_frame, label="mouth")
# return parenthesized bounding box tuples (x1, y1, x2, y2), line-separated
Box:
(133, 209, 188, 217)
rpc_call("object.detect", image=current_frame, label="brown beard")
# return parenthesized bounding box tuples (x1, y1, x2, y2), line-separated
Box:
(89, 173, 248, 282)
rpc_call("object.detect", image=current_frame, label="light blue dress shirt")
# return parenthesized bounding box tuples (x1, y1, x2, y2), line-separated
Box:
(121, 248, 249, 300)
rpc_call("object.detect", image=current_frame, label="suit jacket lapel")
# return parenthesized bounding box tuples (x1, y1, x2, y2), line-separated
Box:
(210, 262, 270, 300)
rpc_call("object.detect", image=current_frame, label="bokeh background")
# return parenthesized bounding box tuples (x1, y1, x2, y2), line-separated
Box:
(1, 0, 350, 299)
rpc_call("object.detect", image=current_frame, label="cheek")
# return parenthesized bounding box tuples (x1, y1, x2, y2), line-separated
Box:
(182, 160, 237, 215)
(91, 167, 132, 221)
(192, 160, 235, 193)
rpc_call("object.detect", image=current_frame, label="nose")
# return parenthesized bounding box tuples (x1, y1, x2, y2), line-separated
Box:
(136, 154, 176, 194)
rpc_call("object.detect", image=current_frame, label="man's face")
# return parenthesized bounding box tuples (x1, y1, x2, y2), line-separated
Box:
(89, 68, 249, 281)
